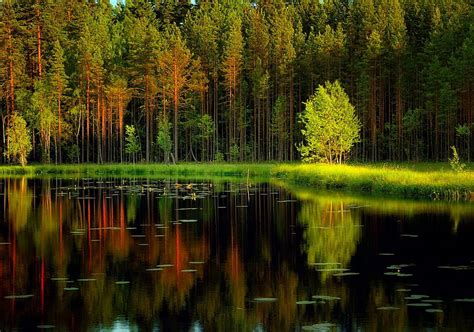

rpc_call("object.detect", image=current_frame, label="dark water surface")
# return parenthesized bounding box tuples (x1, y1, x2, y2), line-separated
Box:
(0, 177, 474, 331)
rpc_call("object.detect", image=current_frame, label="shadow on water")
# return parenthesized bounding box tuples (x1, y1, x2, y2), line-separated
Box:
(0, 177, 473, 331)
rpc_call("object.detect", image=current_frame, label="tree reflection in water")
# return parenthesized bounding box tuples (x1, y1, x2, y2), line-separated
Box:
(0, 178, 472, 330)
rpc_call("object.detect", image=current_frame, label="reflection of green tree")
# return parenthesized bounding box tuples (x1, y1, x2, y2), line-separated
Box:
(7, 178, 33, 232)
(299, 198, 361, 282)
(127, 193, 140, 222)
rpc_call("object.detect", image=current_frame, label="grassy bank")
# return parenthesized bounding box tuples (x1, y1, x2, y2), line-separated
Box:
(0, 162, 472, 199)
(272, 163, 474, 199)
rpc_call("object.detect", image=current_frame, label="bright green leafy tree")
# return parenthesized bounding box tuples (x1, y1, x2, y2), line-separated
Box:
(156, 114, 172, 164)
(5, 113, 32, 166)
(124, 125, 141, 163)
(299, 81, 361, 163)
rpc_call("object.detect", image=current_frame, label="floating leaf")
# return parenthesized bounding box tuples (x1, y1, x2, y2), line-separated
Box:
(64, 287, 79, 291)
(296, 300, 316, 305)
(407, 303, 432, 307)
(376, 306, 400, 310)
(333, 272, 360, 277)
(115, 281, 130, 285)
(425, 309, 443, 313)
(302, 322, 336, 331)
(181, 269, 197, 273)
(253, 297, 277, 302)
(317, 268, 350, 273)
(454, 298, 474, 303)
(312, 295, 341, 301)
(405, 295, 429, 300)
(4, 294, 34, 299)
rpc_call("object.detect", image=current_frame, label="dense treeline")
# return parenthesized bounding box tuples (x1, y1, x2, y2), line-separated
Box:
(0, 0, 473, 164)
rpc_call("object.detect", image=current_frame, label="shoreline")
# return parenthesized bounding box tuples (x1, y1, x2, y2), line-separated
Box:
(0, 162, 472, 200)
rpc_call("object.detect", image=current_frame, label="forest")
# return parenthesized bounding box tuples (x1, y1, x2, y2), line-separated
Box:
(0, 0, 473, 164)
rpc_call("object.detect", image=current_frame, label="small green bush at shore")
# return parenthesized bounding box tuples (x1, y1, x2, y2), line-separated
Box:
(0, 162, 472, 200)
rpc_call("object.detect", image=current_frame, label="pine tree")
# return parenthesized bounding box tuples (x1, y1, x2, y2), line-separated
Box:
(159, 25, 206, 161)
(49, 40, 68, 163)
(222, 13, 244, 159)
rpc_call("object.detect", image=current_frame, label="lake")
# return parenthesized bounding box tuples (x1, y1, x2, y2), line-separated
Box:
(0, 177, 473, 331)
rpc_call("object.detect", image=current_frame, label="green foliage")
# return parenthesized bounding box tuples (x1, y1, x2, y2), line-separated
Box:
(156, 115, 172, 163)
(31, 79, 56, 163)
(0, 0, 473, 164)
(214, 151, 224, 163)
(299, 81, 361, 164)
(456, 123, 470, 138)
(199, 114, 214, 140)
(229, 143, 240, 162)
(449, 146, 465, 172)
(124, 125, 141, 163)
(5, 113, 32, 166)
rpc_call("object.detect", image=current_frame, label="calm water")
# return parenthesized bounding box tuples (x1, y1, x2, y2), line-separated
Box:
(0, 177, 474, 331)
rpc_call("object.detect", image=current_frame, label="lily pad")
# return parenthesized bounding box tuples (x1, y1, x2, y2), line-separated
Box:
(4, 294, 34, 299)
(333, 272, 360, 277)
(376, 306, 400, 310)
(302, 323, 336, 331)
(407, 303, 432, 307)
(312, 295, 341, 301)
(454, 298, 474, 303)
(317, 268, 350, 273)
(425, 309, 443, 313)
(253, 297, 277, 302)
(296, 300, 316, 305)
(115, 281, 130, 285)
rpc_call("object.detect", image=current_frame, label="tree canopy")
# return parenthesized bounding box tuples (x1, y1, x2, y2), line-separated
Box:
(0, 0, 472, 164)
(299, 81, 361, 164)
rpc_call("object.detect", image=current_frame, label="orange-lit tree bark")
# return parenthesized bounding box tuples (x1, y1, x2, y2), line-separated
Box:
(49, 40, 67, 163)
(159, 25, 206, 162)
(222, 15, 244, 160)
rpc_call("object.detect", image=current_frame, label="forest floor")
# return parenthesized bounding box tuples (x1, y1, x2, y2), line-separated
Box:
(0, 162, 472, 199)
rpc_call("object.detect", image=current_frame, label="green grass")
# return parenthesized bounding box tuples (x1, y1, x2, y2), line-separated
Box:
(0, 162, 472, 199)
(271, 163, 474, 199)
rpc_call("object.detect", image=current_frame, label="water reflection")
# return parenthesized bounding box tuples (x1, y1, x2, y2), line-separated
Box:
(0, 178, 473, 330)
